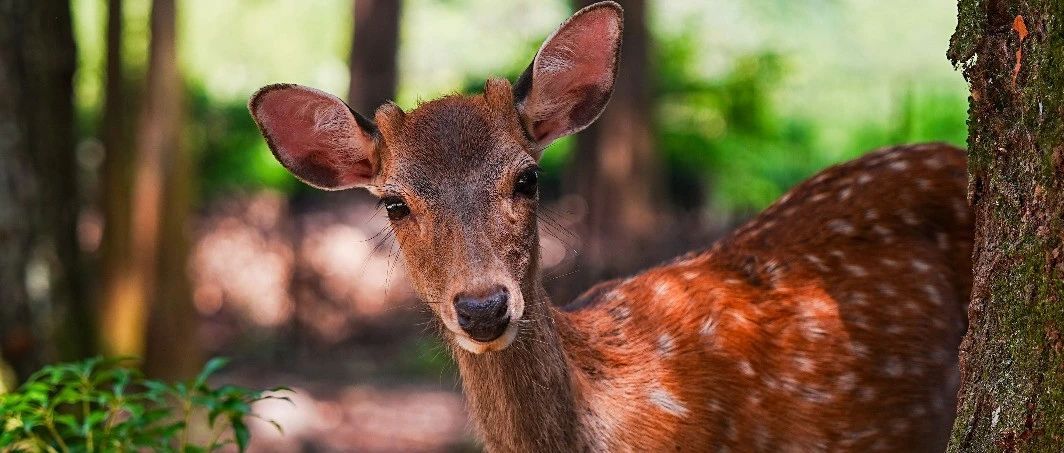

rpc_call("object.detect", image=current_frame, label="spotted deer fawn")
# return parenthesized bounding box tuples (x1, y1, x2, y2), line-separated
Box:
(248, 2, 972, 451)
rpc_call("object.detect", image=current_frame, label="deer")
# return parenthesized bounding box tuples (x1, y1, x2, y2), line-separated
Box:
(247, 2, 973, 451)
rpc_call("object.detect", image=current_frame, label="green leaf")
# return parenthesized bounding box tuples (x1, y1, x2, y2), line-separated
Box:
(194, 358, 230, 390)
(231, 417, 250, 452)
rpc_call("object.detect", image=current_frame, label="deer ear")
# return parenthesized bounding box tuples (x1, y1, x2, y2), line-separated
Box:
(513, 1, 623, 150)
(248, 83, 379, 190)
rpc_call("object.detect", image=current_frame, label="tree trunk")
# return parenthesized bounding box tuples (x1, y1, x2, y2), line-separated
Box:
(0, 0, 92, 380)
(100, 0, 198, 378)
(947, 1, 1064, 450)
(565, 0, 661, 291)
(347, 0, 402, 114)
(97, 0, 138, 357)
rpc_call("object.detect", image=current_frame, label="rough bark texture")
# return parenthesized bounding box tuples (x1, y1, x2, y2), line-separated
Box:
(347, 0, 402, 114)
(947, 0, 1064, 450)
(0, 0, 93, 380)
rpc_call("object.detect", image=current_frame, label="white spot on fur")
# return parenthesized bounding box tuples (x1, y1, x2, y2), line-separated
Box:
(857, 173, 873, 184)
(828, 219, 856, 235)
(648, 385, 688, 417)
(923, 156, 945, 169)
(880, 257, 899, 267)
(889, 160, 910, 171)
(878, 283, 897, 297)
(883, 356, 905, 377)
(804, 254, 829, 272)
(850, 291, 869, 306)
(738, 360, 756, 377)
(864, 208, 880, 220)
(701, 316, 719, 338)
(658, 333, 675, 355)
(681, 270, 700, 281)
(838, 187, 853, 201)
(845, 264, 868, 277)
(837, 372, 857, 392)
(872, 225, 894, 242)
(652, 281, 673, 299)
(916, 178, 933, 191)
(911, 259, 932, 273)
(609, 305, 631, 320)
(810, 192, 830, 203)
(794, 355, 816, 373)
(850, 342, 871, 359)
(924, 284, 944, 306)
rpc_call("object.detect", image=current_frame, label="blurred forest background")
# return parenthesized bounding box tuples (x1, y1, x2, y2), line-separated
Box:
(1, 0, 966, 450)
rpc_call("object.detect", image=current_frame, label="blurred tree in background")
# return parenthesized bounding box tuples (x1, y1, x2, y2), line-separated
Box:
(347, 0, 402, 114)
(0, 0, 94, 381)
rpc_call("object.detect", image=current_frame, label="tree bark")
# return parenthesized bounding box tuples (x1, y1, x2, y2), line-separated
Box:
(347, 0, 402, 114)
(565, 0, 661, 289)
(0, 0, 92, 380)
(947, 1, 1064, 450)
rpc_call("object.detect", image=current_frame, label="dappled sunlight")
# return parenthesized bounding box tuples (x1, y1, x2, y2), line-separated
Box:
(191, 192, 295, 327)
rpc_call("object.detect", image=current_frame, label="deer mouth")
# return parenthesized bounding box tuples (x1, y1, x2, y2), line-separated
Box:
(453, 323, 520, 354)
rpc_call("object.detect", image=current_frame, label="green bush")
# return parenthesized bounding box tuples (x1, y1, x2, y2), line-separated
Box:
(0, 357, 288, 452)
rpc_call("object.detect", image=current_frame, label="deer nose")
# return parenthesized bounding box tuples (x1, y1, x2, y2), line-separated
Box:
(454, 287, 511, 342)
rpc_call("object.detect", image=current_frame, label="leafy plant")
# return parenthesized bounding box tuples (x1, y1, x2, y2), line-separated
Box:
(0, 357, 289, 452)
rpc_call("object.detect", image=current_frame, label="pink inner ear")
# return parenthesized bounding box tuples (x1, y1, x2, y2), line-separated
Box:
(523, 5, 621, 146)
(252, 85, 376, 190)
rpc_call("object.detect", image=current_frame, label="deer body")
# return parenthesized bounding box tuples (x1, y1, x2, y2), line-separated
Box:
(457, 143, 971, 452)
(248, 2, 971, 450)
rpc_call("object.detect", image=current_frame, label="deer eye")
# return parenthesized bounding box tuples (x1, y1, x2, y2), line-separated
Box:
(380, 196, 410, 221)
(513, 167, 539, 198)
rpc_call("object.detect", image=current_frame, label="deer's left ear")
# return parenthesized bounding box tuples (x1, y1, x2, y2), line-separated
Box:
(513, 1, 623, 150)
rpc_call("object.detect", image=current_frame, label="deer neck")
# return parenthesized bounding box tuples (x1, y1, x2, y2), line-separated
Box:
(451, 279, 589, 451)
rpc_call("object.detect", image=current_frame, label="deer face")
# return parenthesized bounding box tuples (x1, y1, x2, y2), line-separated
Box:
(248, 2, 623, 354)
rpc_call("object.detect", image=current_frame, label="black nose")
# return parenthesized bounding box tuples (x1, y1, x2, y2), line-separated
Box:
(454, 287, 511, 342)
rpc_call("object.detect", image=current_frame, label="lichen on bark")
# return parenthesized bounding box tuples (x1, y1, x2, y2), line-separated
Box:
(948, 0, 1064, 451)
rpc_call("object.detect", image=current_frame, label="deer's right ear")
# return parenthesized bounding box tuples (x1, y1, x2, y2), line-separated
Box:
(249, 83, 379, 191)
(513, 1, 623, 151)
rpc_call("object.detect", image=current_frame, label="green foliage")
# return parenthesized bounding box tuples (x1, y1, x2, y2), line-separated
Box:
(0, 357, 289, 453)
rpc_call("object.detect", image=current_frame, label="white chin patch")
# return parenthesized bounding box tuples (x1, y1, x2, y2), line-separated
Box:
(455, 323, 519, 354)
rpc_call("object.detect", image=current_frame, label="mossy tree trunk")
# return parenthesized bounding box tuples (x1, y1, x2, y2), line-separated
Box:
(947, 0, 1064, 450)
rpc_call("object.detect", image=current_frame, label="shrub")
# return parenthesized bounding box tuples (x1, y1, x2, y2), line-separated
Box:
(0, 357, 288, 452)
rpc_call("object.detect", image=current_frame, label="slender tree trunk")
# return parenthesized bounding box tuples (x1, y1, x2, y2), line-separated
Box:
(100, 0, 197, 376)
(565, 0, 661, 292)
(947, 1, 1064, 450)
(0, 0, 92, 380)
(97, 0, 139, 357)
(347, 0, 402, 114)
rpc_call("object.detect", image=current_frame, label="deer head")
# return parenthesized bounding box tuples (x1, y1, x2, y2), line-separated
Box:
(248, 2, 623, 354)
